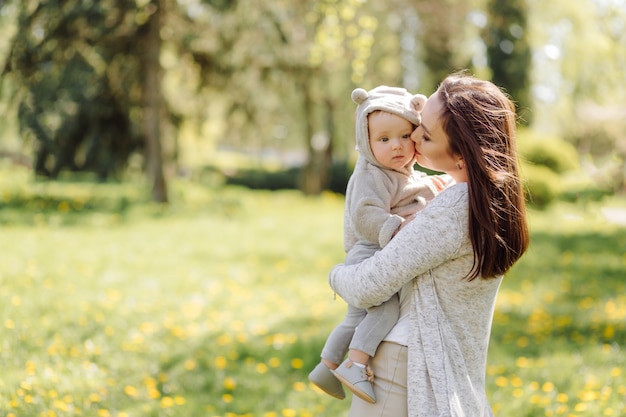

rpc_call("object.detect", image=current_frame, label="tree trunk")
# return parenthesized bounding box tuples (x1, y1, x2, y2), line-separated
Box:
(142, 0, 168, 203)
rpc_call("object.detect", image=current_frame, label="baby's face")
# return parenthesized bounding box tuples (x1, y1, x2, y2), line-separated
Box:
(368, 111, 416, 171)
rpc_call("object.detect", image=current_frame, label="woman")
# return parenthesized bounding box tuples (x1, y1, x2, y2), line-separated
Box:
(328, 73, 530, 417)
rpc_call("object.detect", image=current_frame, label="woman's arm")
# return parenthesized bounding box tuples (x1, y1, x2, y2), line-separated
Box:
(329, 193, 466, 309)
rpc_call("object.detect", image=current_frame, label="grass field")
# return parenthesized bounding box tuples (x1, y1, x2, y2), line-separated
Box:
(0, 174, 625, 417)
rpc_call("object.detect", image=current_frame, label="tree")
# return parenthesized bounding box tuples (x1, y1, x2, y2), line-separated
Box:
(139, 0, 168, 203)
(1, 0, 170, 201)
(483, 0, 532, 123)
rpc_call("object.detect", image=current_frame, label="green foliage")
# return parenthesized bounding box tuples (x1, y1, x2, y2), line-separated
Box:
(222, 160, 353, 194)
(518, 131, 580, 174)
(520, 163, 562, 209)
(484, 0, 532, 123)
(517, 130, 611, 208)
(0, 177, 625, 416)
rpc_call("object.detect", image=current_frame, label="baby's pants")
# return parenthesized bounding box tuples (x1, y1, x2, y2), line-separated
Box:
(320, 293, 400, 364)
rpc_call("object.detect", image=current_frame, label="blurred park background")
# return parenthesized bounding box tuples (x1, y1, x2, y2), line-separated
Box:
(0, 0, 625, 416)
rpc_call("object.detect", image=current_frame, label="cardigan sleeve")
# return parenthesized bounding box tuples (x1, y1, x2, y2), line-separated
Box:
(350, 167, 403, 248)
(329, 187, 466, 309)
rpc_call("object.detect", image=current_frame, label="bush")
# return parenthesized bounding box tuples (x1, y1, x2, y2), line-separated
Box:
(517, 130, 580, 174)
(520, 163, 562, 209)
(223, 160, 354, 194)
(517, 130, 611, 208)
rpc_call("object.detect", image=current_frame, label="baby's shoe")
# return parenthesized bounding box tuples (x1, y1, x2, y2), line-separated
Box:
(308, 362, 345, 400)
(332, 359, 375, 403)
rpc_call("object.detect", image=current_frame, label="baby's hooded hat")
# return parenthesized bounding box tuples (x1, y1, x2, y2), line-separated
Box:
(352, 85, 427, 168)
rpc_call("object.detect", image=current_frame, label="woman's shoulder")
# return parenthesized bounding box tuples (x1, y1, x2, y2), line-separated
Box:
(427, 182, 468, 208)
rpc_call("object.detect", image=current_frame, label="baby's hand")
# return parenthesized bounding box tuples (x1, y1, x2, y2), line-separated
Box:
(394, 214, 415, 237)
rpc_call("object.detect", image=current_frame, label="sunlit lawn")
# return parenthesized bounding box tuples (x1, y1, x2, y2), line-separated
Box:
(0, 173, 625, 417)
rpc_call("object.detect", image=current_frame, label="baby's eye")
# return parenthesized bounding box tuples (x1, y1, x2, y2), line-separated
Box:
(402, 133, 412, 139)
(380, 137, 389, 142)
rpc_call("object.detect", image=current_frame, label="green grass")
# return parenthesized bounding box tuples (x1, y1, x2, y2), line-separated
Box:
(0, 170, 625, 417)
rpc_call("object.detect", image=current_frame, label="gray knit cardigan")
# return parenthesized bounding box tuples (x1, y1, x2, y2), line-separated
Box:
(330, 183, 500, 417)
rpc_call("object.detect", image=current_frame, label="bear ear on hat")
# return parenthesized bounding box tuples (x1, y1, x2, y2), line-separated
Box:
(352, 88, 369, 105)
(410, 94, 427, 113)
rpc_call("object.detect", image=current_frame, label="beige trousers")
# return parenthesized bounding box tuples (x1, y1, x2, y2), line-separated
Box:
(348, 341, 408, 417)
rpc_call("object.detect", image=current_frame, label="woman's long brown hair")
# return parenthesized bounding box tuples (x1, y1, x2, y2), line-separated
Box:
(437, 73, 529, 280)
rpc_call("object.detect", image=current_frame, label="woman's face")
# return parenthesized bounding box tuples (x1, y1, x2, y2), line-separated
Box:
(410, 93, 466, 182)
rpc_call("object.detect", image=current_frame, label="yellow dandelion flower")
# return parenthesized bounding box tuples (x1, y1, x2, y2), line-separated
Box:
(291, 358, 303, 369)
(161, 396, 174, 408)
(574, 402, 587, 412)
(516, 357, 531, 368)
(184, 359, 197, 370)
(118, 413, 129, 417)
(222, 393, 233, 403)
(5, 319, 15, 329)
(495, 376, 508, 387)
(269, 357, 281, 368)
(256, 363, 268, 374)
(611, 367, 622, 377)
(604, 408, 614, 416)
(170, 325, 186, 338)
(89, 393, 101, 402)
(281, 409, 296, 417)
(556, 404, 569, 414)
(215, 356, 228, 369)
(224, 377, 236, 390)
(217, 334, 232, 346)
(542, 382, 555, 392)
(512, 388, 524, 398)
(174, 396, 186, 405)
(97, 410, 111, 417)
(293, 381, 306, 392)
(264, 412, 278, 417)
(147, 387, 161, 399)
(54, 400, 69, 411)
(579, 390, 599, 401)
(25, 360, 36, 376)
(140, 322, 158, 334)
(124, 386, 139, 397)
(557, 393, 568, 403)
(24, 395, 34, 403)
